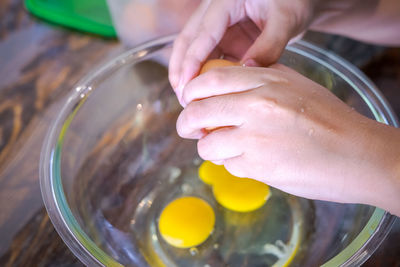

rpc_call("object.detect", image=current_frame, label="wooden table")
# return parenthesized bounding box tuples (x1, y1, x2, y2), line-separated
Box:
(0, 0, 399, 266)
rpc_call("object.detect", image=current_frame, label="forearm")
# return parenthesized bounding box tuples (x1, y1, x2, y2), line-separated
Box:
(310, 0, 400, 46)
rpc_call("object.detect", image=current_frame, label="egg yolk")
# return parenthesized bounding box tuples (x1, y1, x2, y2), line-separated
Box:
(213, 176, 270, 212)
(199, 161, 270, 212)
(198, 160, 230, 185)
(158, 196, 215, 248)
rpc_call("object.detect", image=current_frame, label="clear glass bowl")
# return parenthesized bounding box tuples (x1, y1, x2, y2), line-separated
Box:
(40, 35, 397, 267)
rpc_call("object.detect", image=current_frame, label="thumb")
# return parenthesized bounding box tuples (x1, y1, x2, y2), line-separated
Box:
(242, 17, 295, 67)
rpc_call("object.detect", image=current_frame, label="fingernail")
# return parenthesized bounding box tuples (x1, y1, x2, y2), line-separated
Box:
(177, 75, 184, 90)
(178, 95, 186, 108)
(175, 82, 187, 107)
(242, 58, 260, 67)
(169, 73, 178, 89)
(176, 76, 184, 101)
(171, 79, 179, 90)
(178, 74, 189, 91)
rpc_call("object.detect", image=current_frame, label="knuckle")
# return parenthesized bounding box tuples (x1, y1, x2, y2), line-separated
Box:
(278, 102, 298, 121)
(176, 112, 188, 138)
(175, 34, 190, 48)
(184, 102, 202, 123)
(244, 93, 275, 115)
(179, 102, 203, 132)
(205, 68, 225, 88)
(185, 46, 203, 66)
(182, 87, 195, 104)
(197, 26, 218, 47)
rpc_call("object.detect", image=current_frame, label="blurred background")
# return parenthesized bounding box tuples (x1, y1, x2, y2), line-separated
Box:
(0, 0, 399, 266)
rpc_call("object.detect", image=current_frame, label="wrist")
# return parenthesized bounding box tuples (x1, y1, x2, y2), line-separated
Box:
(363, 121, 400, 216)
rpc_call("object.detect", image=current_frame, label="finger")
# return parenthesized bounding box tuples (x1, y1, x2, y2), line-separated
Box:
(242, 15, 293, 67)
(288, 31, 305, 45)
(169, 0, 211, 90)
(176, 94, 245, 139)
(197, 127, 243, 161)
(178, 0, 244, 93)
(223, 154, 248, 178)
(217, 22, 255, 60)
(183, 66, 285, 104)
(211, 160, 224, 165)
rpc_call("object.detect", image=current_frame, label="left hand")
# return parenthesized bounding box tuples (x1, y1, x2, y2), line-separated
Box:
(168, 0, 316, 104)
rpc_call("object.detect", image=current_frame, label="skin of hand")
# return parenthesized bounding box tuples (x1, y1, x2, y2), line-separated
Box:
(168, 0, 316, 105)
(168, 0, 400, 106)
(176, 64, 400, 216)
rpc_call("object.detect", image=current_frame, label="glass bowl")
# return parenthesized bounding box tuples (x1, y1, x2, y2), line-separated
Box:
(40, 35, 397, 267)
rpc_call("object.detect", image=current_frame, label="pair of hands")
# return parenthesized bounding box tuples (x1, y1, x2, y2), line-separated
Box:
(168, 0, 400, 215)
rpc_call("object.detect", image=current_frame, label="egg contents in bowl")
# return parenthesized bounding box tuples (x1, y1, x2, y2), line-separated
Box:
(199, 161, 270, 212)
(158, 196, 215, 248)
(213, 175, 270, 212)
(198, 160, 229, 185)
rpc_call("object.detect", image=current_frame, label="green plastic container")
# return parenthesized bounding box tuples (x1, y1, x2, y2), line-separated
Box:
(25, 0, 116, 37)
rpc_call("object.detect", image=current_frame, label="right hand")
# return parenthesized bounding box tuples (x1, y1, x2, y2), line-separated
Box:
(169, 0, 317, 105)
(176, 63, 400, 216)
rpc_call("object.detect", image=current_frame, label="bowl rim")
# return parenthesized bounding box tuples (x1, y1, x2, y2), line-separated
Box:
(39, 35, 398, 267)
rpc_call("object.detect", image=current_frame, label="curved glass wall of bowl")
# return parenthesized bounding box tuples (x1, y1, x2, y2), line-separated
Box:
(40, 35, 397, 267)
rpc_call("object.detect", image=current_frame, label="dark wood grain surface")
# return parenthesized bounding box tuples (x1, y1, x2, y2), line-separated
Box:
(0, 0, 399, 266)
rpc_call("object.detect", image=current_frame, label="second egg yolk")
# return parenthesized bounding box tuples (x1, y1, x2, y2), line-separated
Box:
(199, 161, 270, 212)
(213, 176, 270, 212)
(198, 160, 230, 185)
(158, 196, 215, 248)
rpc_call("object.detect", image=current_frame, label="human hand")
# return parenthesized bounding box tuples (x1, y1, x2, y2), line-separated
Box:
(169, 0, 316, 105)
(176, 64, 400, 214)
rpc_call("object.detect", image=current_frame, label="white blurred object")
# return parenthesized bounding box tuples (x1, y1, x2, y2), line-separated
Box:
(107, 0, 200, 47)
